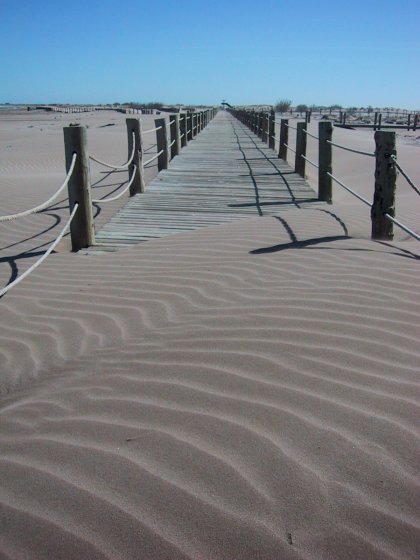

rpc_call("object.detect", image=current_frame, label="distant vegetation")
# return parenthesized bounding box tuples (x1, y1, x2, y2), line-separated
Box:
(274, 99, 292, 113)
(113, 101, 164, 109)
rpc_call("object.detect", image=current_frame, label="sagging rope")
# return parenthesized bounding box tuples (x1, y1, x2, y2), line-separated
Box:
(283, 142, 296, 154)
(303, 129, 319, 140)
(143, 126, 163, 135)
(391, 156, 420, 196)
(144, 150, 164, 167)
(327, 172, 419, 241)
(89, 132, 136, 169)
(0, 203, 79, 297)
(91, 165, 138, 203)
(326, 139, 375, 157)
(0, 153, 77, 223)
(301, 154, 319, 169)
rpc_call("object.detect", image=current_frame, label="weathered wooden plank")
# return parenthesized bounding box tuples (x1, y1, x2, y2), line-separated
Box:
(86, 111, 324, 253)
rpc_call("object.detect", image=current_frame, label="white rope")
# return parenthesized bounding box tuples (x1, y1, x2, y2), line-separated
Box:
(0, 154, 77, 222)
(143, 126, 162, 135)
(144, 150, 164, 166)
(169, 139, 176, 147)
(283, 142, 296, 154)
(303, 129, 319, 140)
(327, 172, 371, 206)
(391, 156, 420, 196)
(180, 133, 185, 138)
(285, 123, 297, 130)
(327, 140, 375, 158)
(92, 165, 137, 203)
(89, 133, 136, 169)
(0, 204, 79, 297)
(384, 214, 420, 241)
(301, 154, 319, 169)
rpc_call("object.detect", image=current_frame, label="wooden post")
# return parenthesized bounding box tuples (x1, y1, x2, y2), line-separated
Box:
(126, 118, 145, 194)
(187, 112, 193, 141)
(378, 113, 382, 130)
(318, 121, 333, 203)
(170, 114, 181, 158)
(180, 114, 188, 147)
(374, 112, 378, 130)
(63, 126, 95, 251)
(279, 118, 288, 160)
(295, 122, 306, 177)
(268, 111, 275, 150)
(414, 114, 418, 131)
(155, 118, 169, 171)
(371, 131, 397, 240)
(407, 114, 411, 131)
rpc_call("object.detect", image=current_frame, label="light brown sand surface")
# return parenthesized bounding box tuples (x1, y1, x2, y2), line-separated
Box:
(0, 110, 419, 559)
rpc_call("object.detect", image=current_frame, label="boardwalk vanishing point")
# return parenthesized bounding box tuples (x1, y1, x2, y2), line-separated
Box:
(86, 111, 325, 253)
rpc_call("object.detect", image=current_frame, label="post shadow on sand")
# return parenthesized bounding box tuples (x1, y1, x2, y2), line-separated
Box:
(250, 215, 419, 260)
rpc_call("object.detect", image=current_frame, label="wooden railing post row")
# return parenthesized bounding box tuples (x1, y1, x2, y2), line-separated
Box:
(126, 118, 145, 194)
(279, 119, 288, 160)
(155, 117, 169, 170)
(63, 125, 95, 251)
(170, 114, 181, 158)
(318, 121, 333, 203)
(268, 110, 275, 150)
(371, 131, 397, 240)
(180, 113, 188, 147)
(295, 122, 307, 177)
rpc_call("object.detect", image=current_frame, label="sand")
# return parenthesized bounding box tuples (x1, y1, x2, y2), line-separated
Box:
(0, 108, 419, 559)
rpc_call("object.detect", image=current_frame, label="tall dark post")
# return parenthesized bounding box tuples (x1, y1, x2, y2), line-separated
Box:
(126, 118, 144, 194)
(279, 119, 288, 160)
(371, 131, 397, 240)
(155, 118, 169, 171)
(63, 126, 95, 250)
(318, 121, 333, 203)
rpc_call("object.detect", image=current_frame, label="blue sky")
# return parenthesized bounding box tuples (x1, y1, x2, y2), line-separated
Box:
(1, 0, 419, 108)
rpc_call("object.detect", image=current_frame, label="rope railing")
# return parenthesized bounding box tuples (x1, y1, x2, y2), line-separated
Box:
(326, 139, 375, 158)
(91, 165, 138, 203)
(283, 142, 296, 154)
(391, 156, 420, 196)
(143, 125, 162, 135)
(169, 139, 176, 147)
(0, 153, 77, 222)
(384, 214, 420, 241)
(285, 123, 297, 131)
(0, 203, 79, 297)
(144, 149, 164, 167)
(89, 132, 136, 169)
(301, 154, 319, 169)
(326, 172, 371, 206)
(303, 129, 319, 140)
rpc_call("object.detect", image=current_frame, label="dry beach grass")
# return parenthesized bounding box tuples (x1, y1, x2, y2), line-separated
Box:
(0, 108, 419, 559)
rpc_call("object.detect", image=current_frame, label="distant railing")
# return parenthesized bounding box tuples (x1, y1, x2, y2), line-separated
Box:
(0, 108, 218, 296)
(229, 108, 419, 242)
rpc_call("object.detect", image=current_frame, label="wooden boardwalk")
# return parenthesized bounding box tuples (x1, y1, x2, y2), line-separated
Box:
(88, 111, 325, 252)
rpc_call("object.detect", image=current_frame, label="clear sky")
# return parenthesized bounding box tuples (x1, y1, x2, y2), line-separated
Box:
(1, 0, 419, 108)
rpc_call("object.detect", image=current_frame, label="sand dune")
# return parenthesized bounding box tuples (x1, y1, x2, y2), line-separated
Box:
(0, 109, 419, 559)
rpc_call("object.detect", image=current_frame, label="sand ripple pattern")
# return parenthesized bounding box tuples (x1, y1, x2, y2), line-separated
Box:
(0, 213, 419, 559)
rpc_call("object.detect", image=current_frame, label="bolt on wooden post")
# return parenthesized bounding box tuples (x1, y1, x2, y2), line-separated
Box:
(126, 118, 145, 194)
(155, 118, 169, 171)
(371, 131, 397, 240)
(295, 122, 307, 177)
(318, 121, 333, 203)
(63, 126, 95, 250)
(170, 114, 181, 158)
(279, 119, 288, 160)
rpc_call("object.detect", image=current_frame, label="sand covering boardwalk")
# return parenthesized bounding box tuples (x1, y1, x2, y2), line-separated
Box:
(89, 111, 325, 251)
